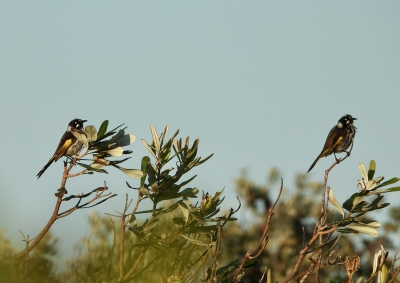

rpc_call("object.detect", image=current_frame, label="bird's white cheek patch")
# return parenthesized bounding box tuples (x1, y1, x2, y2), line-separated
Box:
(337, 122, 343, 128)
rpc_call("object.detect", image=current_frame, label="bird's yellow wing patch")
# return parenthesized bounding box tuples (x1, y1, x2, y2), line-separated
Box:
(331, 136, 343, 149)
(55, 138, 73, 159)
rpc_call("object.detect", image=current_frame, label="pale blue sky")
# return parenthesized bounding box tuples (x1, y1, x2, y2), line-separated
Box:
(1, 2, 399, 268)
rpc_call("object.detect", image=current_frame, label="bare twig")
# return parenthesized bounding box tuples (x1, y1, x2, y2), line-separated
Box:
(231, 178, 284, 282)
(207, 222, 222, 282)
(258, 267, 268, 283)
(122, 247, 148, 282)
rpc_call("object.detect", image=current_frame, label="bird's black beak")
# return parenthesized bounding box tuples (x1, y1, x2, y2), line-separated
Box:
(82, 120, 88, 123)
(353, 118, 357, 120)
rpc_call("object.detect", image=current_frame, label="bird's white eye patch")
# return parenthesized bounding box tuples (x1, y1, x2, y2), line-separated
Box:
(337, 122, 343, 128)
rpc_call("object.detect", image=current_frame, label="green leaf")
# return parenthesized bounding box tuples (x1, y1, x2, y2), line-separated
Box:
(343, 198, 354, 212)
(368, 160, 376, 180)
(328, 188, 344, 218)
(116, 134, 136, 147)
(85, 125, 97, 143)
(55, 187, 67, 197)
(97, 120, 109, 138)
(140, 156, 150, 186)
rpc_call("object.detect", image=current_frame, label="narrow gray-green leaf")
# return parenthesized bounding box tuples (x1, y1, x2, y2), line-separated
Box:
(150, 125, 160, 151)
(161, 125, 169, 145)
(180, 234, 214, 246)
(141, 140, 157, 159)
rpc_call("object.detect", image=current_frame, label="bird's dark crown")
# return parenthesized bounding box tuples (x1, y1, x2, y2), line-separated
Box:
(338, 114, 356, 126)
(68, 118, 87, 129)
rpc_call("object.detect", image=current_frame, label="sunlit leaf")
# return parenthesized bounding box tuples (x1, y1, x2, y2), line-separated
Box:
(345, 223, 379, 237)
(105, 147, 123, 156)
(328, 188, 344, 218)
(139, 187, 151, 199)
(355, 220, 380, 228)
(150, 125, 160, 151)
(161, 125, 169, 145)
(379, 264, 388, 283)
(358, 163, 368, 181)
(71, 129, 88, 150)
(85, 125, 97, 143)
(142, 140, 157, 159)
(118, 167, 143, 179)
(90, 159, 110, 169)
(368, 160, 376, 180)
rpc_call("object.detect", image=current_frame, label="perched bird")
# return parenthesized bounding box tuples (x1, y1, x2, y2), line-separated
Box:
(307, 114, 357, 173)
(37, 119, 87, 178)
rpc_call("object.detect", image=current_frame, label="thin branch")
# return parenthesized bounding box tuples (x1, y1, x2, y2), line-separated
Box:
(122, 247, 148, 282)
(119, 194, 130, 281)
(13, 196, 63, 263)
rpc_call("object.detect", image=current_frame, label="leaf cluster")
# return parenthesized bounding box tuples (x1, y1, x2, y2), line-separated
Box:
(75, 120, 143, 178)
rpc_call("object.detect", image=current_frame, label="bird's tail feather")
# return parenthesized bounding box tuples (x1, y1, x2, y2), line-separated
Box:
(307, 154, 323, 173)
(36, 156, 56, 179)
